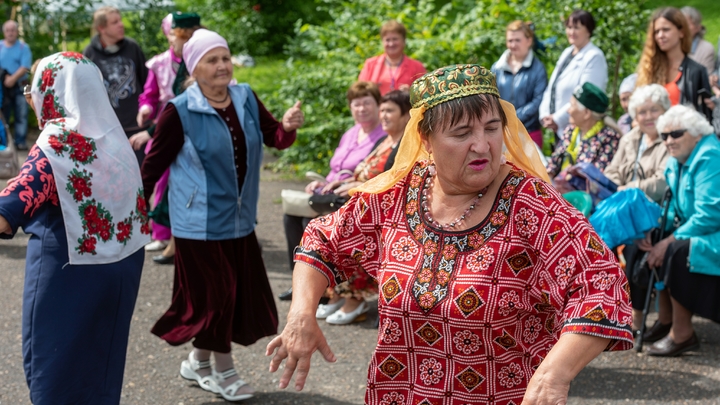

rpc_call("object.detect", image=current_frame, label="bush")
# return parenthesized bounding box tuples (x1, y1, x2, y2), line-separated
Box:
(269, 0, 650, 174)
(174, 0, 329, 56)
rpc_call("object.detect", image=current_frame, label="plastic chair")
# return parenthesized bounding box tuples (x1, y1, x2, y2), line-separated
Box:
(563, 191, 593, 217)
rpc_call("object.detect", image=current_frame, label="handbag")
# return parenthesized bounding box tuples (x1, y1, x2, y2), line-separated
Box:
(308, 193, 347, 216)
(567, 162, 617, 206)
(0, 114, 19, 180)
(281, 189, 318, 218)
(148, 188, 171, 227)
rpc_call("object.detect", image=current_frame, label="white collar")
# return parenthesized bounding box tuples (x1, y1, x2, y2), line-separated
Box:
(496, 49, 534, 72)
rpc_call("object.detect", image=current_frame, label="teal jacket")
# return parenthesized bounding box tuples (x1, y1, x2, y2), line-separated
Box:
(665, 134, 720, 276)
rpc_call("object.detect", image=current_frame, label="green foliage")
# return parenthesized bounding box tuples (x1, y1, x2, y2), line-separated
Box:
(233, 57, 287, 100)
(174, 0, 329, 56)
(269, 0, 651, 173)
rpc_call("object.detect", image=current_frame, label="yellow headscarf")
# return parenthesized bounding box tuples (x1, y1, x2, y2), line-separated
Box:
(354, 64, 549, 195)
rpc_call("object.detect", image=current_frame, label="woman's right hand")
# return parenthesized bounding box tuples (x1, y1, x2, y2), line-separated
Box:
(0, 214, 11, 234)
(541, 116, 558, 131)
(321, 180, 343, 194)
(305, 180, 326, 194)
(266, 313, 336, 391)
(129, 131, 151, 151)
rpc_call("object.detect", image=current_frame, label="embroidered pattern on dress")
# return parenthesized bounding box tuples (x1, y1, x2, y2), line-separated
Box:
(0, 147, 59, 216)
(404, 161, 526, 312)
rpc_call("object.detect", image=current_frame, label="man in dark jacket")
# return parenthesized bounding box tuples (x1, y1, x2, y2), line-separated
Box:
(83, 6, 148, 165)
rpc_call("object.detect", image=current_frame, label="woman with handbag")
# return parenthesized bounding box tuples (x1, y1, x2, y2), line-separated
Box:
(636, 105, 720, 356)
(279, 81, 385, 301)
(314, 90, 411, 325)
(546, 82, 622, 178)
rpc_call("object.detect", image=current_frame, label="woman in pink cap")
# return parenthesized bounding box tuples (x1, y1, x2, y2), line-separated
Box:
(141, 29, 305, 401)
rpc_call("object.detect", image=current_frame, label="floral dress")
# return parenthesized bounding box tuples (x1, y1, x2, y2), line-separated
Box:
(546, 124, 622, 177)
(0, 146, 145, 405)
(297, 161, 633, 404)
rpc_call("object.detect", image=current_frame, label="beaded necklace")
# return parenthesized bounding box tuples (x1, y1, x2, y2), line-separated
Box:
(420, 164, 489, 230)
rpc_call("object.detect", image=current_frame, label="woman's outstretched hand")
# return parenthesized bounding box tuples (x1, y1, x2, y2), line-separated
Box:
(266, 313, 336, 391)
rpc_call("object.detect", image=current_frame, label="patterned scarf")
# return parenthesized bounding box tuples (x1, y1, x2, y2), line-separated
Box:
(30, 52, 150, 264)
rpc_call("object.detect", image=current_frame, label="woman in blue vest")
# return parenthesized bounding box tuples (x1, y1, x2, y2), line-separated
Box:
(141, 29, 304, 401)
(639, 105, 720, 357)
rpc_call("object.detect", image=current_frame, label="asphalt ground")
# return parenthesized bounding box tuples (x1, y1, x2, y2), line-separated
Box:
(1, 150, 719, 405)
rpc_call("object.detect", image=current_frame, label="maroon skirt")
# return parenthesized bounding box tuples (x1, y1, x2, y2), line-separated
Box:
(151, 232, 278, 352)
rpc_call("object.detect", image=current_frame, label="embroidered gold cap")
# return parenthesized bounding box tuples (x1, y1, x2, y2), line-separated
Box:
(409, 64, 500, 110)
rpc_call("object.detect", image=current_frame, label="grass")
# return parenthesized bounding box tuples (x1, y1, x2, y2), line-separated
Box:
(233, 56, 288, 101)
(647, 0, 720, 49)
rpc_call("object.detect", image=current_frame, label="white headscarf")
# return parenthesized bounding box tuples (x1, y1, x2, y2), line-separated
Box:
(30, 52, 150, 265)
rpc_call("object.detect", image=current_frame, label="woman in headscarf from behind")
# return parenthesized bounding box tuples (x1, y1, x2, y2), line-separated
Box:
(141, 29, 304, 402)
(131, 12, 202, 263)
(267, 64, 633, 404)
(0, 52, 150, 404)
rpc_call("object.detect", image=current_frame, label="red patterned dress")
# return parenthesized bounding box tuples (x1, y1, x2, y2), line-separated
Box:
(296, 161, 633, 405)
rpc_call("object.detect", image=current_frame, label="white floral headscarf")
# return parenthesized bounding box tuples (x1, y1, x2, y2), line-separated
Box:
(31, 52, 150, 264)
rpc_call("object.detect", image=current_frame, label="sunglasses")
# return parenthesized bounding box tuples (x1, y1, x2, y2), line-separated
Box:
(660, 129, 686, 141)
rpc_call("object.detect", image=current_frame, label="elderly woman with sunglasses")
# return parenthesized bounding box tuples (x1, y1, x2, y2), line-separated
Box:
(637, 105, 720, 357)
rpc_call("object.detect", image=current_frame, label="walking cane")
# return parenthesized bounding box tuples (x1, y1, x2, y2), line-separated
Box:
(636, 188, 672, 352)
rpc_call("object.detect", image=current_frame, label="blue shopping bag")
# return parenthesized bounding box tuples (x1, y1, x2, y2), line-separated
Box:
(589, 188, 662, 249)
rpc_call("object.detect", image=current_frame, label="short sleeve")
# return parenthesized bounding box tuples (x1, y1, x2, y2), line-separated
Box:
(518, 178, 634, 351)
(295, 190, 392, 287)
(0, 146, 58, 237)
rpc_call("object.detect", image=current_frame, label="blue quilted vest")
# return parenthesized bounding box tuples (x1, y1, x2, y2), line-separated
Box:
(168, 82, 262, 240)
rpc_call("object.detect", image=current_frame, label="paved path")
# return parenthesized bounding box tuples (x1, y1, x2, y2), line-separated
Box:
(1, 152, 719, 404)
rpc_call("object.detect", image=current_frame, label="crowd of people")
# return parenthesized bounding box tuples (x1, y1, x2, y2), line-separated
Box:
(0, 3, 717, 405)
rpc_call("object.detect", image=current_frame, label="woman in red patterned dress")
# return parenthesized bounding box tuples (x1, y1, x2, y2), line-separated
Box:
(267, 65, 634, 404)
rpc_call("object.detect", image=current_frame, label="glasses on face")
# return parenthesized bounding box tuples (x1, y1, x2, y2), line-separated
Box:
(660, 129, 686, 141)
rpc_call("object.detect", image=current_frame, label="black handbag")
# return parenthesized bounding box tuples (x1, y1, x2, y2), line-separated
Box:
(308, 193, 347, 216)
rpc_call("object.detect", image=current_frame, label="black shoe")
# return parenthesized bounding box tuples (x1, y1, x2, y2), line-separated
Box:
(278, 287, 292, 301)
(153, 254, 174, 265)
(15, 143, 28, 151)
(647, 333, 699, 357)
(642, 320, 672, 343)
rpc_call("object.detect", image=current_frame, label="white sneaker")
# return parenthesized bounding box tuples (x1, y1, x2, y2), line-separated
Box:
(316, 298, 346, 319)
(326, 301, 369, 325)
(145, 240, 169, 251)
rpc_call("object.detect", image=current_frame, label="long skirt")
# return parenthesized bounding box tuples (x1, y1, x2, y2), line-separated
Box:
(151, 232, 278, 352)
(22, 222, 144, 405)
(665, 239, 720, 323)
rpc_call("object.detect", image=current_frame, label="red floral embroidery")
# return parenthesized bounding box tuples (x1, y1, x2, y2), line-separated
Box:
(66, 168, 93, 202)
(60, 52, 89, 64)
(116, 217, 133, 244)
(77, 235, 97, 254)
(76, 200, 115, 253)
(134, 190, 151, 235)
(40, 68, 55, 93)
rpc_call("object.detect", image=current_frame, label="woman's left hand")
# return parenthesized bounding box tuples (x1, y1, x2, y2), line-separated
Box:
(647, 235, 675, 269)
(282, 101, 305, 132)
(0, 214, 11, 234)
